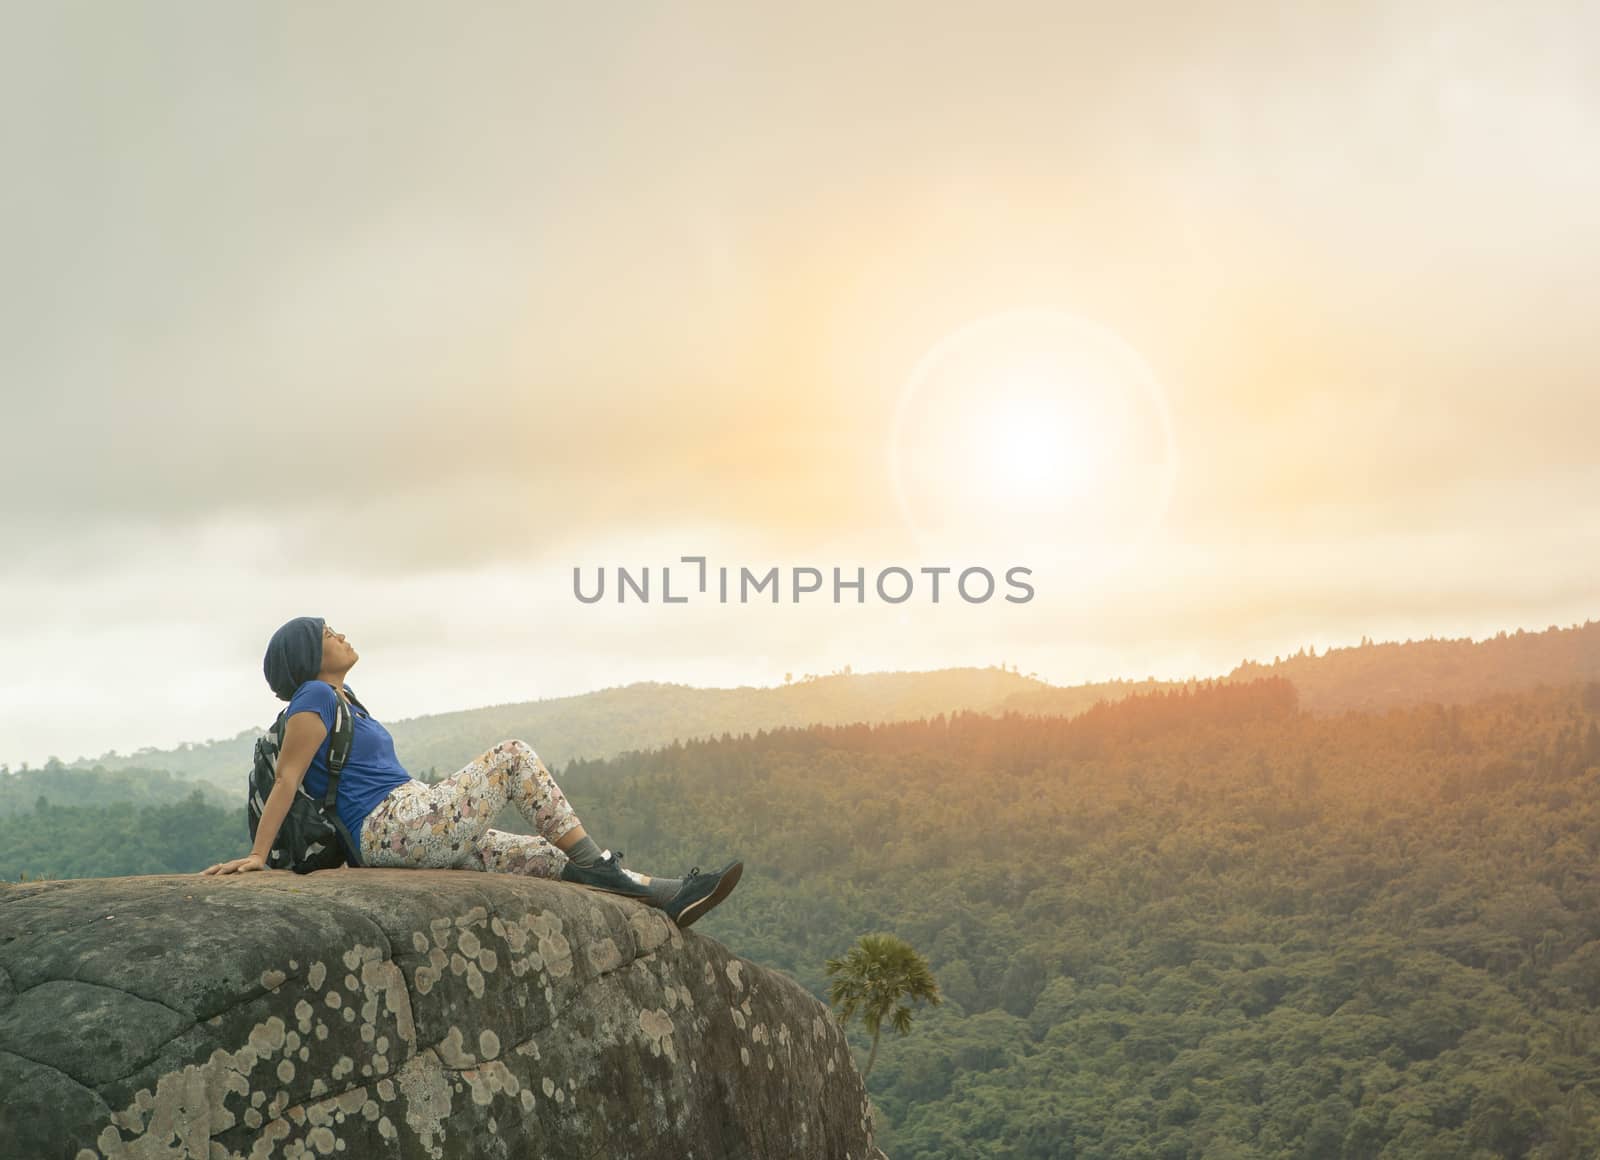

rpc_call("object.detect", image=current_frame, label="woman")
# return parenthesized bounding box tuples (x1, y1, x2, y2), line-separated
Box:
(201, 616, 742, 929)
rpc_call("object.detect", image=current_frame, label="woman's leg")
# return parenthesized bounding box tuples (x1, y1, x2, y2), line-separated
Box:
(462, 828, 569, 877)
(359, 739, 582, 876)
(357, 739, 743, 925)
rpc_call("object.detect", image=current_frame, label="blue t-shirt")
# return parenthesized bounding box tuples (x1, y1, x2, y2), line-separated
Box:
(285, 680, 413, 857)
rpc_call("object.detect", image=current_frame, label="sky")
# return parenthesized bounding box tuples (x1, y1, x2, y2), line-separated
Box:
(2, 2, 1597, 769)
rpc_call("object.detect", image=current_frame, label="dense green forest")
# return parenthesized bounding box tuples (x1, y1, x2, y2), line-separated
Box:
(7, 674, 1600, 1156)
(0, 790, 240, 879)
(481, 676, 1600, 1158)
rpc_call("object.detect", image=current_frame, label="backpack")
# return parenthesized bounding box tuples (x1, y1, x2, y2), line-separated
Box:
(247, 684, 367, 873)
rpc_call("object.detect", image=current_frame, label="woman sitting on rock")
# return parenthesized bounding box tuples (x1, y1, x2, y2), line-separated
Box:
(201, 616, 742, 929)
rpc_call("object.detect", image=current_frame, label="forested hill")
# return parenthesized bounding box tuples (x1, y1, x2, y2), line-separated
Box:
(546, 674, 1600, 1158)
(42, 666, 1061, 789)
(26, 617, 1600, 791)
(0, 763, 233, 816)
(990, 618, 1600, 722)
(1228, 617, 1600, 714)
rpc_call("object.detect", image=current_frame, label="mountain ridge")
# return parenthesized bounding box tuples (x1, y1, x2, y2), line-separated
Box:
(14, 617, 1599, 791)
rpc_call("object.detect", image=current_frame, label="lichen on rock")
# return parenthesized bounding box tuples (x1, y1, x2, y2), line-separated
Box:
(0, 870, 887, 1159)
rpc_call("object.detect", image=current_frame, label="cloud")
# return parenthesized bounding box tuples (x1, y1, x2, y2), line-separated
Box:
(1, 1, 1597, 764)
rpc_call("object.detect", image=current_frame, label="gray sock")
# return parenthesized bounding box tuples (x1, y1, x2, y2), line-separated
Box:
(644, 874, 681, 906)
(567, 835, 679, 903)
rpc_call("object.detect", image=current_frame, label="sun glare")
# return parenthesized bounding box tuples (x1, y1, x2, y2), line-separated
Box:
(978, 384, 1106, 503)
(888, 308, 1177, 575)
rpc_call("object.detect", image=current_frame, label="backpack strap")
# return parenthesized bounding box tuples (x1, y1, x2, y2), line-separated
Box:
(323, 688, 355, 810)
(340, 684, 369, 716)
(320, 688, 365, 868)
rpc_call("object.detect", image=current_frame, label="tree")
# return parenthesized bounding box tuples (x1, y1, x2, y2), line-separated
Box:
(825, 933, 942, 1078)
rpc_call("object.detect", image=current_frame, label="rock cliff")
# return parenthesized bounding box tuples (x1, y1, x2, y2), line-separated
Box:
(0, 870, 887, 1159)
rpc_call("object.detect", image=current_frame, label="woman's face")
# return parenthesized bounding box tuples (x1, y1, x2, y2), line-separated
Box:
(322, 623, 359, 670)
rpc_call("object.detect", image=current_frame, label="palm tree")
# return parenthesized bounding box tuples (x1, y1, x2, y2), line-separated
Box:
(824, 933, 941, 1079)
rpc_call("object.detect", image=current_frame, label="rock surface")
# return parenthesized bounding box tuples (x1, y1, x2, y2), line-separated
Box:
(0, 870, 887, 1159)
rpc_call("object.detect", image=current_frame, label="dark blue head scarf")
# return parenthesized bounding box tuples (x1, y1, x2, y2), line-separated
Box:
(264, 616, 325, 701)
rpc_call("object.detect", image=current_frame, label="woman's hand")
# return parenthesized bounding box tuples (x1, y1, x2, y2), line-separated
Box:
(201, 853, 269, 876)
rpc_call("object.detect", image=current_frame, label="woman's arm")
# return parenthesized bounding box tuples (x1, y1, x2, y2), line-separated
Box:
(201, 710, 329, 876)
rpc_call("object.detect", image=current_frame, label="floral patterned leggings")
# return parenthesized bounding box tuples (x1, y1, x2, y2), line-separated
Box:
(357, 739, 578, 878)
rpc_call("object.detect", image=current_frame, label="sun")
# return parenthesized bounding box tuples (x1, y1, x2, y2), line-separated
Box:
(976, 378, 1108, 504)
(888, 307, 1177, 572)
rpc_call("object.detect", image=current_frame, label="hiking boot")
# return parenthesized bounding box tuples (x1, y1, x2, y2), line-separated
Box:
(559, 848, 653, 901)
(662, 860, 743, 929)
